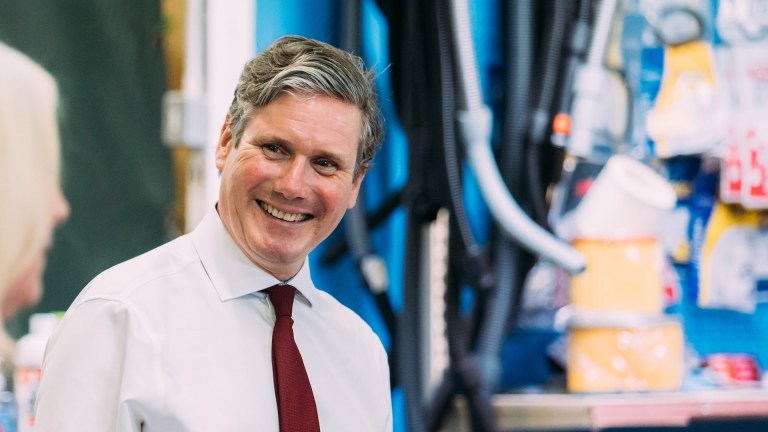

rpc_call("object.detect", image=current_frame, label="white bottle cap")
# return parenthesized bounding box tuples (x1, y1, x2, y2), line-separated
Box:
(29, 313, 58, 336)
(572, 155, 677, 240)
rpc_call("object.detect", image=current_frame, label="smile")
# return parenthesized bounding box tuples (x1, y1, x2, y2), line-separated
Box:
(259, 201, 310, 222)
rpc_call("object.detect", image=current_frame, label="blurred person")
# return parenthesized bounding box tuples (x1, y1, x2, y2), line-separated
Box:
(0, 42, 70, 363)
(35, 35, 391, 431)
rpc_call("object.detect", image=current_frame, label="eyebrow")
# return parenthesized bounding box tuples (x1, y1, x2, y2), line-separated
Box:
(247, 134, 352, 167)
(246, 134, 290, 148)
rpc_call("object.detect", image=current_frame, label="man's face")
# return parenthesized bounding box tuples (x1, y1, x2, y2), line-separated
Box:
(216, 92, 364, 280)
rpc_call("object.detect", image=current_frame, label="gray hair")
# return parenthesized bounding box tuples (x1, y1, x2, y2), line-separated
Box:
(228, 35, 383, 180)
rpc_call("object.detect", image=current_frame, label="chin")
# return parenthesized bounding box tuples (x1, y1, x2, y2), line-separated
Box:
(265, 249, 304, 266)
(255, 235, 308, 260)
(3, 258, 45, 319)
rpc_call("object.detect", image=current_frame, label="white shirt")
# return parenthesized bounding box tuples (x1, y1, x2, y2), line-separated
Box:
(34, 208, 393, 431)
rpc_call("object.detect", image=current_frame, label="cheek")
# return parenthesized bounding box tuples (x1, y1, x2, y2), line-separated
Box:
(228, 161, 268, 194)
(4, 256, 45, 318)
(220, 166, 249, 204)
(322, 186, 356, 221)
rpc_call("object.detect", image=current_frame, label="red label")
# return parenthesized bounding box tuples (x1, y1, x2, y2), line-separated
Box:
(741, 127, 768, 208)
(723, 144, 742, 201)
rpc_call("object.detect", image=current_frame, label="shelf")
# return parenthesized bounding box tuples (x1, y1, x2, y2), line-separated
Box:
(449, 388, 768, 431)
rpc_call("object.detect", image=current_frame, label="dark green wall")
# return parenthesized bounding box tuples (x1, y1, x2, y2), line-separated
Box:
(0, 0, 173, 335)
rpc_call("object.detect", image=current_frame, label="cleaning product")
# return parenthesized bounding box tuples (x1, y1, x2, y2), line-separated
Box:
(14, 313, 57, 432)
(0, 373, 16, 432)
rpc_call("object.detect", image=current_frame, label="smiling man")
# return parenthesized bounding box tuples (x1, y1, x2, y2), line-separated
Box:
(216, 92, 363, 281)
(35, 35, 391, 432)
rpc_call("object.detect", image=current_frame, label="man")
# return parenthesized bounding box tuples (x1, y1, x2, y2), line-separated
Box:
(34, 35, 392, 431)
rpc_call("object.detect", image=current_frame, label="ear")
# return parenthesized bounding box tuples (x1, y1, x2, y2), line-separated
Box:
(346, 170, 366, 209)
(215, 114, 234, 172)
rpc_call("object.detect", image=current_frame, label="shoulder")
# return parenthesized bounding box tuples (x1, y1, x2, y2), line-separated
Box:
(311, 289, 387, 354)
(72, 234, 200, 307)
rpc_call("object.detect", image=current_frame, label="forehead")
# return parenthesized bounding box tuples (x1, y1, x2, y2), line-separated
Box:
(246, 93, 362, 154)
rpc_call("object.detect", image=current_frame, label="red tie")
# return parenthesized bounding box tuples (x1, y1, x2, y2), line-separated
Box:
(265, 284, 321, 432)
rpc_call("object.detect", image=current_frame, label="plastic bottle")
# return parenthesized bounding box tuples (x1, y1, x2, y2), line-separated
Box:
(0, 373, 17, 432)
(0, 393, 17, 432)
(14, 313, 57, 432)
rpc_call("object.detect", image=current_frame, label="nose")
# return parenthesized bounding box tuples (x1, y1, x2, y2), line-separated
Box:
(51, 186, 70, 226)
(273, 159, 311, 200)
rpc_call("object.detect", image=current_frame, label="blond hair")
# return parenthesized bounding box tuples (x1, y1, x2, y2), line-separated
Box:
(0, 42, 61, 362)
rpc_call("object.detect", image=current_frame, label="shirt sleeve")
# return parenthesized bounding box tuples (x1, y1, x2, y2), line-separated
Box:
(34, 297, 159, 432)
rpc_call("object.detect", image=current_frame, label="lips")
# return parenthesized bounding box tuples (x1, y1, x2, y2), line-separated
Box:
(259, 201, 310, 222)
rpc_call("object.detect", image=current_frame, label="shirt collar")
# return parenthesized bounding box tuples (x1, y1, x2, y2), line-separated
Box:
(190, 206, 317, 306)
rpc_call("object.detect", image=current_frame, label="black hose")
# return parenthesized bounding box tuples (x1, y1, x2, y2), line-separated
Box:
(400, 203, 428, 432)
(321, 187, 405, 264)
(339, 0, 398, 383)
(446, 230, 497, 432)
(526, 0, 570, 227)
(407, 2, 498, 430)
(475, 0, 534, 395)
(424, 369, 457, 432)
(434, 0, 492, 294)
(528, 0, 569, 147)
(394, 1, 436, 429)
(553, 0, 592, 121)
(497, 0, 533, 200)
(340, 0, 361, 54)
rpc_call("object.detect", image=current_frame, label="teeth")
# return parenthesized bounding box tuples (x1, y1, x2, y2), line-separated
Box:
(260, 202, 307, 222)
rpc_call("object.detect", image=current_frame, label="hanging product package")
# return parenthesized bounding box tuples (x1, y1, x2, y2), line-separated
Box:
(645, 40, 724, 158)
(697, 201, 760, 313)
(733, 44, 768, 209)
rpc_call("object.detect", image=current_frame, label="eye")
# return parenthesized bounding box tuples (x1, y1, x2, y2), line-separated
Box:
(313, 158, 338, 175)
(261, 144, 286, 158)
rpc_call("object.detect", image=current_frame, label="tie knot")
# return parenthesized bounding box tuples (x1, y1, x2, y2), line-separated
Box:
(265, 284, 296, 317)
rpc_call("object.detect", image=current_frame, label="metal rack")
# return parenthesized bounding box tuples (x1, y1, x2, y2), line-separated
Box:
(446, 388, 768, 431)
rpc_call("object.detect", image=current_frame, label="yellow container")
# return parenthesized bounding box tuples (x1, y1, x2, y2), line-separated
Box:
(567, 317, 684, 393)
(570, 238, 664, 314)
